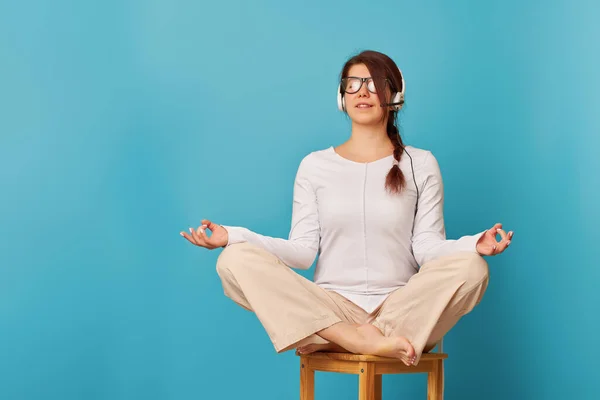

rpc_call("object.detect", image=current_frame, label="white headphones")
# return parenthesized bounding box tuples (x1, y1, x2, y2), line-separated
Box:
(337, 70, 405, 112)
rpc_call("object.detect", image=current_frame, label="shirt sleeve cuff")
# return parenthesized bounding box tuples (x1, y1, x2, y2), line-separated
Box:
(221, 226, 247, 247)
(461, 230, 487, 254)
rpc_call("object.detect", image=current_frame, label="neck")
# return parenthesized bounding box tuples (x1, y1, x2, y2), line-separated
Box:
(346, 122, 394, 155)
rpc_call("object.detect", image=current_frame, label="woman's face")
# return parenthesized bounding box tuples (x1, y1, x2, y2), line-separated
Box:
(343, 63, 389, 126)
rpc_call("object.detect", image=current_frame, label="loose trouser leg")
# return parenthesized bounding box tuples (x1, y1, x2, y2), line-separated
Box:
(216, 242, 359, 353)
(372, 252, 489, 364)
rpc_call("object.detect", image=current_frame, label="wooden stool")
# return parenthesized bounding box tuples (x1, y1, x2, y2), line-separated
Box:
(296, 351, 447, 400)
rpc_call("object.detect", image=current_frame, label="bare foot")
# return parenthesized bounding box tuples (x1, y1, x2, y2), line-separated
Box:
(315, 322, 416, 365)
(372, 336, 416, 366)
(297, 342, 348, 355)
(297, 343, 331, 354)
(357, 324, 416, 366)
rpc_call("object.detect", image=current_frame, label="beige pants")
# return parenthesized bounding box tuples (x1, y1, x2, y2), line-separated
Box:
(216, 242, 489, 364)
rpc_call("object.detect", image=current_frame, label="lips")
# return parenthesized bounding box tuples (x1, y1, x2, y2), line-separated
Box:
(356, 103, 373, 108)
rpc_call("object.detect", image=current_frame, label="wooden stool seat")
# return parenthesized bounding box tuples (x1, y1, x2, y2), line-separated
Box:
(296, 351, 447, 400)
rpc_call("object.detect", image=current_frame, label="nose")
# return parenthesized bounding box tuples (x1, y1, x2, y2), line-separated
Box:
(357, 82, 370, 97)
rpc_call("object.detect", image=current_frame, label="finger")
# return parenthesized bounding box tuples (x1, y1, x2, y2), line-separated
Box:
(496, 228, 508, 242)
(491, 243, 498, 255)
(496, 240, 510, 254)
(196, 224, 207, 236)
(198, 225, 214, 247)
(180, 231, 198, 245)
(487, 223, 502, 239)
(189, 227, 207, 247)
(498, 234, 512, 253)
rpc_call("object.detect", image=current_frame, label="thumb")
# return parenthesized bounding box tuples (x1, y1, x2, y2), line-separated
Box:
(489, 222, 502, 234)
(201, 219, 221, 232)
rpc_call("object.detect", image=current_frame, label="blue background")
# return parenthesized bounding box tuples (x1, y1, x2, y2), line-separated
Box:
(1, 0, 598, 399)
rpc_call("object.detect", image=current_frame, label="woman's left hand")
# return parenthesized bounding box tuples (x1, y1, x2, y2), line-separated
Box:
(476, 222, 514, 256)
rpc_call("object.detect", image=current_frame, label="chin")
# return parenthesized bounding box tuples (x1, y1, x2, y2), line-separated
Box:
(348, 113, 385, 126)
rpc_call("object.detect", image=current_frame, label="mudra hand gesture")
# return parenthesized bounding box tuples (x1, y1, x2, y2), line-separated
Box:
(180, 219, 228, 249)
(476, 222, 514, 256)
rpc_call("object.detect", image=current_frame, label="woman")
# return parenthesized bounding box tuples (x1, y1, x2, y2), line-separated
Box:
(180, 50, 513, 367)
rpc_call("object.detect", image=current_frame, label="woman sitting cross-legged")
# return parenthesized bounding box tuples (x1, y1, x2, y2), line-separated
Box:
(180, 50, 513, 367)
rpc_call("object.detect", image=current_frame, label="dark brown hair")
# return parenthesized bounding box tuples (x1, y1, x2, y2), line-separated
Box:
(340, 50, 406, 195)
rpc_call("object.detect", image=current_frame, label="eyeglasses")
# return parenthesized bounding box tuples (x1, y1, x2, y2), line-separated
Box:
(341, 76, 389, 94)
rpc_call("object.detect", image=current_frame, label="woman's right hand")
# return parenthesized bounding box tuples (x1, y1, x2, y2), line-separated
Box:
(180, 219, 228, 249)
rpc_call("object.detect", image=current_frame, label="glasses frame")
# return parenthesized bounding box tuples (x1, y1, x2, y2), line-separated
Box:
(340, 76, 392, 94)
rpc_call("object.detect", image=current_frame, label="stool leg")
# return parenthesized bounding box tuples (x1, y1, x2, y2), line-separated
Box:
(358, 362, 375, 400)
(427, 359, 444, 400)
(374, 375, 382, 400)
(300, 356, 314, 400)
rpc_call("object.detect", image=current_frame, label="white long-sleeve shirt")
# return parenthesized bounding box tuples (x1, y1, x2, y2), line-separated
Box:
(223, 145, 485, 313)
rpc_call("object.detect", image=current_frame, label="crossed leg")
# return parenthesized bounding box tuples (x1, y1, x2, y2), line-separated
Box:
(372, 251, 489, 364)
(298, 251, 489, 366)
(215, 242, 417, 365)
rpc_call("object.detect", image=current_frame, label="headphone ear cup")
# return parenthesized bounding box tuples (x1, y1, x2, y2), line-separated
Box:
(396, 68, 406, 111)
(337, 84, 345, 112)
